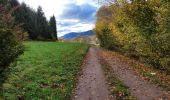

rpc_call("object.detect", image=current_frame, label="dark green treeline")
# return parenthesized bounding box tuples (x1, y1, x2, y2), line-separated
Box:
(10, 0, 58, 40)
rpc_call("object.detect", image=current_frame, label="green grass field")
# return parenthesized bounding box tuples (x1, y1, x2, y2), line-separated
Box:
(1, 41, 89, 100)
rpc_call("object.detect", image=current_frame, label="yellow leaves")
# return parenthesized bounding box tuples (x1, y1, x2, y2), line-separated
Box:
(95, 0, 170, 73)
(2, 83, 13, 89)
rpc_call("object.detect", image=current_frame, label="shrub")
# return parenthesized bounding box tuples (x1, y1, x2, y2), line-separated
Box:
(0, 29, 24, 73)
(0, 0, 24, 84)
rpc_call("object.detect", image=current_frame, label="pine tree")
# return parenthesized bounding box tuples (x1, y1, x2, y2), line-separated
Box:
(11, 1, 56, 40)
(49, 15, 58, 40)
(14, 3, 38, 39)
(37, 6, 50, 39)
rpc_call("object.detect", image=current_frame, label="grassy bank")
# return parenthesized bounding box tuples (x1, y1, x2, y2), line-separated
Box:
(1, 41, 89, 100)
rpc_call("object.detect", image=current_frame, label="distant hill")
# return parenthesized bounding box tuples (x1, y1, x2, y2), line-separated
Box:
(61, 30, 95, 40)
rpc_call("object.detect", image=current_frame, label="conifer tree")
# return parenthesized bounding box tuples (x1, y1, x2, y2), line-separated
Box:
(37, 6, 50, 39)
(49, 15, 58, 40)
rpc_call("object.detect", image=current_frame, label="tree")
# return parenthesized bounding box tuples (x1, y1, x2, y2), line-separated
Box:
(0, 0, 24, 85)
(13, 4, 53, 40)
(14, 3, 39, 39)
(12, 1, 57, 40)
(36, 6, 50, 39)
(13, 3, 36, 39)
(49, 15, 58, 40)
(95, 0, 170, 73)
(9, 0, 20, 8)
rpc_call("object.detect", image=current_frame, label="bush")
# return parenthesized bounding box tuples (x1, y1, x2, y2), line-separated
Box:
(0, 29, 24, 87)
(0, 0, 24, 84)
(0, 29, 24, 73)
(95, 1, 170, 73)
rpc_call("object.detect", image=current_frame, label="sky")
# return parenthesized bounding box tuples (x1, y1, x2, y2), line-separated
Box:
(18, 0, 100, 37)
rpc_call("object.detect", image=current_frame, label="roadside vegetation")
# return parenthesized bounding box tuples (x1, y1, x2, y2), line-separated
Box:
(95, 0, 170, 74)
(1, 41, 89, 99)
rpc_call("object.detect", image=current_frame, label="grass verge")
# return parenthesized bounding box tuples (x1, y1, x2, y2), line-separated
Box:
(0, 41, 89, 100)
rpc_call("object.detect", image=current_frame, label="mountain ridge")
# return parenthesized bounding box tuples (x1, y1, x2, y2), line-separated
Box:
(61, 30, 95, 40)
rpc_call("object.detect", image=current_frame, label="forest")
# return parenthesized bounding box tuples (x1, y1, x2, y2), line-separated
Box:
(11, 0, 58, 40)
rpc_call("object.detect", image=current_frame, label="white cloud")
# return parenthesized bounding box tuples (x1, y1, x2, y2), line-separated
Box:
(18, 0, 71, 19)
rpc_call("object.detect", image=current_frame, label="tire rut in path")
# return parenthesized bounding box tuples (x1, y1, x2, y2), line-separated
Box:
(73, 47, 110, 100)
(101, 50, 170, 100)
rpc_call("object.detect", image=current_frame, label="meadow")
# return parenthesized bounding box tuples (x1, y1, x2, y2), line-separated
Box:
(1, 41, 89, 100)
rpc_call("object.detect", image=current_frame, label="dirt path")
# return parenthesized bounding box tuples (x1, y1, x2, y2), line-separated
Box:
(74, 47, 170, 100)
(73, 47, 110, 100)
(100, 50, 170, 100)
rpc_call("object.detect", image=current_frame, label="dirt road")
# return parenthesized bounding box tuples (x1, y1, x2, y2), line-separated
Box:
(74, 47, 110, 100)
(74, 47, 170, 100)
(100, 50, 170, 100)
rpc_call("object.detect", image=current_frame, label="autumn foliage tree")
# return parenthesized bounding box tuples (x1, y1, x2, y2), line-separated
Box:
(95, 0, 170, 73)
